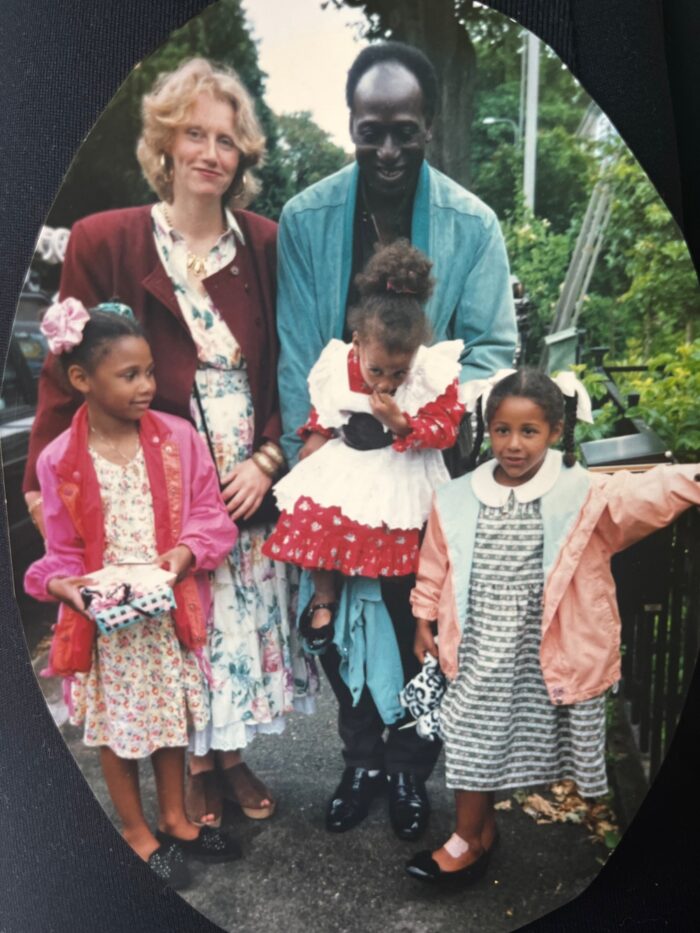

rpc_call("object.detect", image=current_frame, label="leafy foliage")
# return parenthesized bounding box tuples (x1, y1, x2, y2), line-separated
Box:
(276, 112, 350, 193)
(576, 340, 700, 462)
(585, 148, 700, 354)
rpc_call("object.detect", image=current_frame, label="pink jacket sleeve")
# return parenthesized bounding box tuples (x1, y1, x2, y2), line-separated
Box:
(410, 503, 450, 621)
(24, 451, 86, 601)
(596, 463, 700, 553)
(177, 425, 238, 570)
(410, 501, 461, 680)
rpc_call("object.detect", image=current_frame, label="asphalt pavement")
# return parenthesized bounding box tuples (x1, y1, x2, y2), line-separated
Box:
(33, 644, 607, 933)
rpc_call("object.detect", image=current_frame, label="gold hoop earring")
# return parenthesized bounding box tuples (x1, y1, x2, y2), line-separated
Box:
(159, 152, 173, 182)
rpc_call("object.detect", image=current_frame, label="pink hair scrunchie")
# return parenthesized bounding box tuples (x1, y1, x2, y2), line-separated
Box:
(40, 297, 90, 355)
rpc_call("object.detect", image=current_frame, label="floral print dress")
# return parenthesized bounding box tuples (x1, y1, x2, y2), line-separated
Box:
(151, 205, 318, 754)
(71, 448, 210, 758)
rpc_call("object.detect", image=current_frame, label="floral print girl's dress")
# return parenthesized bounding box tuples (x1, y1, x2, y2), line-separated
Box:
(71, 448, 210, 757)
(152, 204, 318, 754)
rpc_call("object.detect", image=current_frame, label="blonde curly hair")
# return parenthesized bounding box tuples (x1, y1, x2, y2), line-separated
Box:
(137, 57, 266, 208)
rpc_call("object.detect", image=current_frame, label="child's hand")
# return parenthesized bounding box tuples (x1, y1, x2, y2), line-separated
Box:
(47, 575, 96, 616)
(299, 433, 330, 461)
(369, 391, 410, 437)
(414, 618, 439, 664)
(155, 545, 194, 582)
(220, 458, 273, 521)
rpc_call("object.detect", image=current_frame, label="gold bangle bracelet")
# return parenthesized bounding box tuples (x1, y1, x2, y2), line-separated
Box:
(260, 442, 284, 466)
(252, 451, 277, 477)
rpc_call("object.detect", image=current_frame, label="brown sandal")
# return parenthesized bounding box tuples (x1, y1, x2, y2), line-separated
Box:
(220, 762, 276, 820)
(185, 767, 224, 829)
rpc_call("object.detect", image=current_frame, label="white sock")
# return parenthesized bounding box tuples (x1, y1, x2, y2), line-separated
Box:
(368, 769, 381, 777)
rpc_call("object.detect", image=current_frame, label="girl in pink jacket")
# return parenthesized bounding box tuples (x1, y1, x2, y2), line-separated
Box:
(405, 368, 700, 887)
(24, 300, 240, 889)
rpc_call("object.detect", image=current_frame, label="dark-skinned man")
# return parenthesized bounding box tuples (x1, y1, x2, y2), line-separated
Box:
(276, 41, 517, 842)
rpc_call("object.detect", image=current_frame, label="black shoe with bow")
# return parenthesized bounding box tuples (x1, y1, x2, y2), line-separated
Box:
(387, 772, 429, 841)
(326, 766, 386, 833)
(299, 598, 338, 653)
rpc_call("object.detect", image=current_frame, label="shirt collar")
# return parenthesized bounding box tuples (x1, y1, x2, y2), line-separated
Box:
(152, 202, 245, 247)
(470, 449, 563, 506)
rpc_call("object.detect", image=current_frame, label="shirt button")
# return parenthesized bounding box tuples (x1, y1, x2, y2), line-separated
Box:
(152, 435, 160, 444)
(72, 471, 80, 480)
(230, 265, 240, 276)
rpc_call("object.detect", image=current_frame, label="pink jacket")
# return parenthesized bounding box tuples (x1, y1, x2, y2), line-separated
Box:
(411, 458, 700, 705)
(25, 406, 238, 676)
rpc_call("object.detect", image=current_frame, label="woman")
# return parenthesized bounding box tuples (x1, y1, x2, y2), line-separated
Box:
(23, 57, 318, 827)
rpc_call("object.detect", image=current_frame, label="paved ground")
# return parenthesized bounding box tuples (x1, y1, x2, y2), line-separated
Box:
(32, 639, 607, 933)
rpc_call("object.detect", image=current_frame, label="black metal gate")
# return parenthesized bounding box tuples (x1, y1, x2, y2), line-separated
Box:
(614, 506, 700, 777)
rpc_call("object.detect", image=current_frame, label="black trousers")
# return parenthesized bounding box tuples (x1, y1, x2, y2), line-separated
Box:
(320, 575, 442, 780)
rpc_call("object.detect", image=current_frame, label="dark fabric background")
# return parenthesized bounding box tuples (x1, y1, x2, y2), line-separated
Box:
(0, 1, 697, 930)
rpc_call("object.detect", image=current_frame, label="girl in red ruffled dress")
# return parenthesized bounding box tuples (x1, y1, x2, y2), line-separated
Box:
(263, 240, 466, 650)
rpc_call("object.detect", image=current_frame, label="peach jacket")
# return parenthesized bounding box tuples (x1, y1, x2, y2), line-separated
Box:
(410, 451, 700, 706)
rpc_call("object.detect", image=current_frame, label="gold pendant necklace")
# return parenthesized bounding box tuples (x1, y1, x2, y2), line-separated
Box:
(89, 424, 139, 467)
(161, 203, 210, 278)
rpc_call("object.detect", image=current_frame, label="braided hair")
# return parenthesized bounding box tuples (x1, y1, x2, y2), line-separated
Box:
(348, 239, 434, 356)
(466, 368, 579, 471)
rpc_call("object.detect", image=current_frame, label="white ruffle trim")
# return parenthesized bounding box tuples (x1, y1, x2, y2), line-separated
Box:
(308, 338, 463, 429)
(273, 437, 450, 530)
(188, 696, 317, 754)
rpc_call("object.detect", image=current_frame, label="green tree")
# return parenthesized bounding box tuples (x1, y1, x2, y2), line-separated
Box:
(46, 0, 291, 226)
(586, 148, 700, 354)
(277, 112, 350, 193)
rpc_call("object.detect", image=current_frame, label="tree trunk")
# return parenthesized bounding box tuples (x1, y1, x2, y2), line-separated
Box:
(375, 0, 476, 188)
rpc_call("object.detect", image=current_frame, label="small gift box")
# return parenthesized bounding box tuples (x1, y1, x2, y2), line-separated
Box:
(80, 564, 177, 636)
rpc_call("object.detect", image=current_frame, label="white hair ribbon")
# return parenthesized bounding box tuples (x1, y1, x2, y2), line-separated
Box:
(459, 368, 516, 413)
(551, 371, 594, 424)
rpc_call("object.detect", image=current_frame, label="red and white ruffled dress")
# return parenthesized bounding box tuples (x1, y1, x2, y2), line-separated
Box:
(263, 339, 466, 578)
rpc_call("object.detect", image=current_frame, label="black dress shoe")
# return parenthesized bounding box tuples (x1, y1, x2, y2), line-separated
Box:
(326, 767, 386, 833)
(387, 772, 429, 841)
(405, 834, 498, 886)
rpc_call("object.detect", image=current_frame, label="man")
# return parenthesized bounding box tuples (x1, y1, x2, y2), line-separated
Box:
(276, 41, 517, 842)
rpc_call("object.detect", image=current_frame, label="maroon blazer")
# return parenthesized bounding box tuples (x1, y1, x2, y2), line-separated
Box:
(24, 205, 280, 491)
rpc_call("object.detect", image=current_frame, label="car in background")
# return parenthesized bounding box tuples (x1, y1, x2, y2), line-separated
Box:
(1, 288, 52, 584)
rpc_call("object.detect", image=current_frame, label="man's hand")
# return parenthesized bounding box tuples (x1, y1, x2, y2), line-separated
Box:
(298, 433, 330, 461)
(369, 391, 410, 436)
(220, 458, 273, 521)
(414, 618, 439, 664)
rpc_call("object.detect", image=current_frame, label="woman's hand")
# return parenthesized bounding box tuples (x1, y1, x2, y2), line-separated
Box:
(369, 391, 410, 437)
(154, 544, 194, 582)
(25, 491, 46, 539)
(298, 433, 330, 461)
(220, 458, 273, 521)
(414, 618, 439, 664)
(47, 575, 96, 615)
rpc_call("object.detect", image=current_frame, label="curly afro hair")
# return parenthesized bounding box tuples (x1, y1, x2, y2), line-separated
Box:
(348, 239, 434, 355)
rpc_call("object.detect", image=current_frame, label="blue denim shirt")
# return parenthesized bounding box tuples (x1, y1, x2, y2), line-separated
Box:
(298, 573, 404, 725)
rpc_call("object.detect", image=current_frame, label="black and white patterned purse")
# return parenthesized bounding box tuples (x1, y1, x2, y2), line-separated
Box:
(399, 653, 447, 741)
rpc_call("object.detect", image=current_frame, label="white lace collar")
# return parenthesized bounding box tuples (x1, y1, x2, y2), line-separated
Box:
(470, 449, 562, 506)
